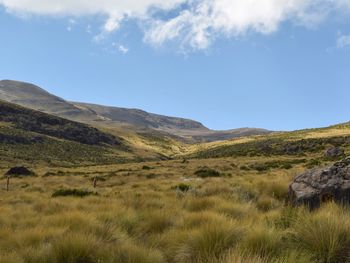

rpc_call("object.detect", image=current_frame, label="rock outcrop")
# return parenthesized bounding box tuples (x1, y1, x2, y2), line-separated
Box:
(289, 157, 350, 209)
(324, 146, 345, 158)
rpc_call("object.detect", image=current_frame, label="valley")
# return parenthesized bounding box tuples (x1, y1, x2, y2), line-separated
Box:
(1, 80, 350, 262)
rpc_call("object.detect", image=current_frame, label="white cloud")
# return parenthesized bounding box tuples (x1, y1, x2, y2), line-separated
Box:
(337, 34, 350, 48)
(1, 0, 350, 50)
(118, 45, 129, 54)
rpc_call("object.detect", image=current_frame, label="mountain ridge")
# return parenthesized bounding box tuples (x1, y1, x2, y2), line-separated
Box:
(0, 79, 272, 142)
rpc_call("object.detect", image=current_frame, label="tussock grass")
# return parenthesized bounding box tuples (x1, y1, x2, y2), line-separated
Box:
(291, 203, 350, 263)
(239, 225, 283, 259)
(2, 155, 350, 262)
(175, 220, 244, 263)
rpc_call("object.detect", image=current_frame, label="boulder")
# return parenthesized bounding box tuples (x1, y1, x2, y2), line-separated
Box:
(324, 146, 345, 158)
(5, 166, 35, 177)
(288, 157, 350, 210)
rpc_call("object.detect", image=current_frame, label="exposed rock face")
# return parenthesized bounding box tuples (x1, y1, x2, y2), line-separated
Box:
(5, 166, 35, 177)
(289, 157, 350, 210)
(324, 146, 345, 158)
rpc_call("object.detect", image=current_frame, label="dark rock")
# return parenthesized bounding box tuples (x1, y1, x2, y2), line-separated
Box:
(5, 166, 35, 177)
(324, 146, 345, 158)
(288, 157, 350, 210)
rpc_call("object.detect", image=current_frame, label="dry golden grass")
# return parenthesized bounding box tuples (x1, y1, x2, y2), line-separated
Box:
(0, 153, 348, 263)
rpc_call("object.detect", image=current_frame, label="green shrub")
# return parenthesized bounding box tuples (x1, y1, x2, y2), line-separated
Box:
(172, 183, 191, 192)
(142, 165, 152, 170)
(52, 189, 97, 198)
(281, 163, 293, 169)
(194, 168, 221, 178)
(306, 159, 322, 169)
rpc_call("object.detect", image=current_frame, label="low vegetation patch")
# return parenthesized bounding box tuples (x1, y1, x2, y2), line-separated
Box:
(194, 168, 221, 178)
(172, 183, 191, 192)
(52, 189, 97, 198)
(249, 159, 306, 172)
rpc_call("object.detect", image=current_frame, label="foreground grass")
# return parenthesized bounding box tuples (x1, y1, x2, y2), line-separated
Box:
(0, 156, 348, 263)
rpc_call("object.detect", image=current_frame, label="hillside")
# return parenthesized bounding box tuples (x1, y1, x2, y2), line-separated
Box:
(186, 123, 350, 159)
(0, 80, 271, 142)
(0, 100, 121, 146)
(0, 100, 136, 166)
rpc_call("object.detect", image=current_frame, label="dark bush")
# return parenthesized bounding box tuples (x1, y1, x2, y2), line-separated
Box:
(172, 183, 191, 192)
(5, 166, 35, 177)
(146, 173, 159, 179)
(194, 168, 221, 178)
(52, 189, 97, 198)
(281, 163, 293, 169)
(240, 166, 250, 171)
(306, 159, 322, 169)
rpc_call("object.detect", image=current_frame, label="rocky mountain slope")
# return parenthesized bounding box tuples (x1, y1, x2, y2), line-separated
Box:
(0, 80, 272, 142)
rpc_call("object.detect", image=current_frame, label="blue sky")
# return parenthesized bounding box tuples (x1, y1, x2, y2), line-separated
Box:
(0, 1, 350, 131)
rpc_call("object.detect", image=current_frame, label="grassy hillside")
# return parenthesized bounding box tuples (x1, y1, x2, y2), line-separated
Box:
(0, 100, 135, 167)
(0, 100, 121, 146)
(186, 124, 350, 159)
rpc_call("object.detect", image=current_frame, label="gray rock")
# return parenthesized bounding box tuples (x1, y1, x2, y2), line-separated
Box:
(289, 157, 350, 210)
(324, 146, 345, 158)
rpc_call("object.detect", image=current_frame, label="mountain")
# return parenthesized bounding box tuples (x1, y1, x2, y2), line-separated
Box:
(0, 80, 272, 142)
(0, 99, 136, 166)
(0, 99, 120, 146)
(0, 80, 104, 122)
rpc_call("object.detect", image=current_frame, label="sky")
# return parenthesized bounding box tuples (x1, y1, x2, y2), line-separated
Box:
(0, 0, 350, 131)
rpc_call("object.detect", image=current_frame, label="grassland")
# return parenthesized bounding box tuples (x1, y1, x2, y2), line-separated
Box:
(1, 147, 349, 263)
(3, 103, 350, 263)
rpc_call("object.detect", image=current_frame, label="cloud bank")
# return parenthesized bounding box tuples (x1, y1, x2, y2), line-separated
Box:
(1, 0, 350, 50)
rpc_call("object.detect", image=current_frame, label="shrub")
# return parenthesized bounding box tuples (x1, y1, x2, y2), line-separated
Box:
(142, 165, 152, 170)
(52, 189, 97, 198)
(305, 159, 322, 169)
(281, 163, 293, 169)
(172, 183, 191, 192)
(194, 168, 221, 178)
